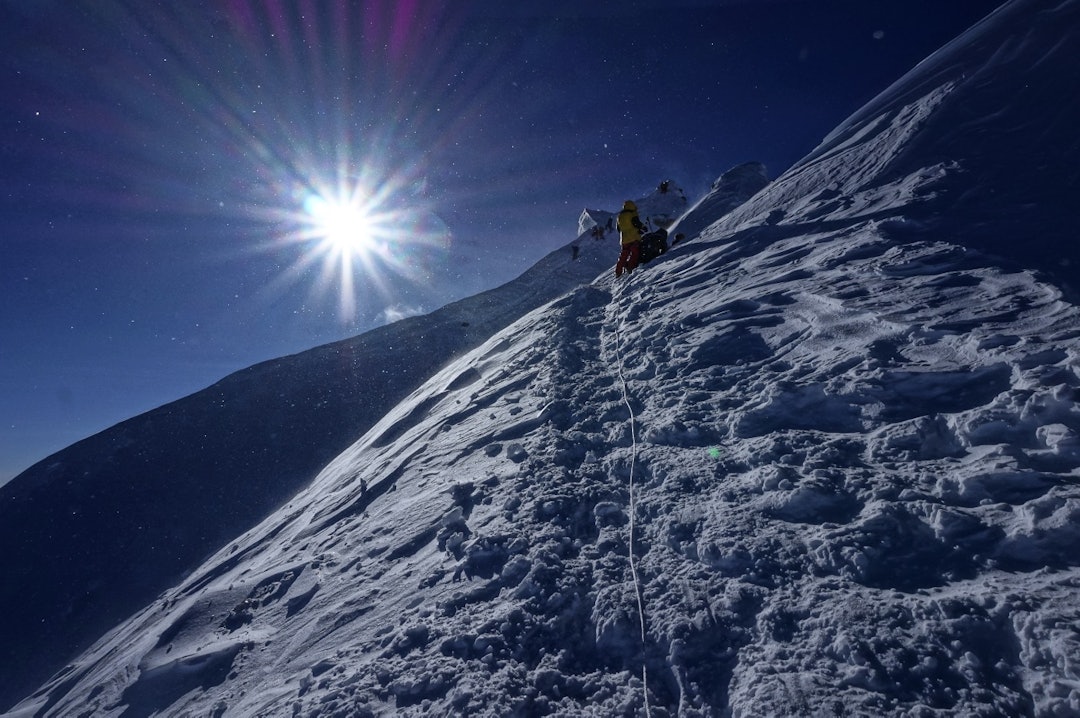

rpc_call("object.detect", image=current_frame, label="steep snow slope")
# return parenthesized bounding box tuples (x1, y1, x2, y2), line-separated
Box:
(0, 179, 692, 710)
(8, 0, 1080, 715)
(670, 162, 770, 242)
(15, 195, 1080, 714)
(720, 0, 1080, 298)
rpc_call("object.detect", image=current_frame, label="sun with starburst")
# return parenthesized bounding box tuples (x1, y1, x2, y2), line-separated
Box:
(303, 192, 378, 259)
(265, 163, 450, 324)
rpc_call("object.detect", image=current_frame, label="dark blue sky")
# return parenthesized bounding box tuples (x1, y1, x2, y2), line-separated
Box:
(0, 0, 1001, 481)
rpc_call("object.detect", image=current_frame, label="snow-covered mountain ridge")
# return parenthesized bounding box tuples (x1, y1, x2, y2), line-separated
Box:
(0, 166, 711, 709)
(578, 178, 697, 238)
(722, 0, 1080, 299)
(7, 0, 1080, 715)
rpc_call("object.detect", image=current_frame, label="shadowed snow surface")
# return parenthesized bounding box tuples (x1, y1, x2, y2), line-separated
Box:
(5, 0, 1080, 716)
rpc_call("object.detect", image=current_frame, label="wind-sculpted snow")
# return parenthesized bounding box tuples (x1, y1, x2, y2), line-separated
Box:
(0, 228, 610, 710)
(8, 0, 1080, 715)
(724, 0, 1080, 298)
(670, 162, 770, 242)
(15, 205, 1080, 717)
(0, 179, 693, 710)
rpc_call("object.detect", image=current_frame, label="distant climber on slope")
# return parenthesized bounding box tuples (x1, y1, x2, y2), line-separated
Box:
(615, 200, 646, 277)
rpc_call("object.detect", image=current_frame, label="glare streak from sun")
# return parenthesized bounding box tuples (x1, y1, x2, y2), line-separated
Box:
(297, 182, 382, 321)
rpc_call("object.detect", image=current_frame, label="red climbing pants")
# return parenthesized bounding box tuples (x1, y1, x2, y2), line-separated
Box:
(615, 242, 641, 277)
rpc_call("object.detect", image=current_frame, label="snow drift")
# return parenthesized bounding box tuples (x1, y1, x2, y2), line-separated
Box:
(5, 0, 1080, 715)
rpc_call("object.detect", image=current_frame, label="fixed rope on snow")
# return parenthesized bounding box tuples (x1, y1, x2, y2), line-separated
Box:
(609, 277, 652, 717)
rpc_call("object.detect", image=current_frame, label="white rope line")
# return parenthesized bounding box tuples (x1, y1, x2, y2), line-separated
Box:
(611, 279, 651, 717)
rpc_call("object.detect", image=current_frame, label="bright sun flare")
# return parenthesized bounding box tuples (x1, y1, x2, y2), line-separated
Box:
(304, 194, 375, 255)
(268, 169, 450, 325)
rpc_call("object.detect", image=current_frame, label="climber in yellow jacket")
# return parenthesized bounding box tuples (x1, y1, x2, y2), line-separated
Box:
(615, 200, 646, 277)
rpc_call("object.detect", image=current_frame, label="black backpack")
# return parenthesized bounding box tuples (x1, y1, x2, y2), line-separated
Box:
(638, 228, 669, 264)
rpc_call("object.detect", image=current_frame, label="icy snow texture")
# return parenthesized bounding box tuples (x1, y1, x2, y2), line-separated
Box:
(6, 0, 1080, 716)
(0, 170, 702, 715)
